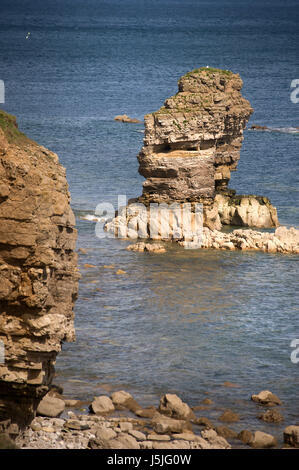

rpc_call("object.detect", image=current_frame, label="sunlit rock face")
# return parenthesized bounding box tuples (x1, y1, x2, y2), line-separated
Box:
(0, 111, 79, 427)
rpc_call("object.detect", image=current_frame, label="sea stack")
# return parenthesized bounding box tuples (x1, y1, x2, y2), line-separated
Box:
(137, 67, 277, 229)
(0, 111, 79, 427)
(106, 67, 278, 241)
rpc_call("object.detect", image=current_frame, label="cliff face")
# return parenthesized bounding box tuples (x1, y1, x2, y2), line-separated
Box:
(137, 67, 277, 229)
(0, 111, 78, 427)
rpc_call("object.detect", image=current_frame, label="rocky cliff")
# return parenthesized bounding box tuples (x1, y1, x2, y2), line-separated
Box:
(0, 110, 79, 428)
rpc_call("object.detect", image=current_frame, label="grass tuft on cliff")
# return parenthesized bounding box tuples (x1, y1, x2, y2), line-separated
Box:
(185, 67, 233, 77)
(0, 109, 29, 145)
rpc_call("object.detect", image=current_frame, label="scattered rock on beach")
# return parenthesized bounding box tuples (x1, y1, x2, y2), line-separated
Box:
(111, 393, 142, 413)
(159, 394, 195, 420)
(37, 395, 65, 418)
(250, 431, 277, 449)
(90, 396, 115, 415)
(111, 390, 133, 407)
(201, 428, 231, 449)
(152, 413, 192, 434)
(96, 427, 117, 442)
(108, 433, 140, 449)
(135, 407, 157, 419)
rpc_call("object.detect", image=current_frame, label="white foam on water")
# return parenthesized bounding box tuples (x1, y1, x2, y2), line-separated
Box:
(80, 213, 102, 222)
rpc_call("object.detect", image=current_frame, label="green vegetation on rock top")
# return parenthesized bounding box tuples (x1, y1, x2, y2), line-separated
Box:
(185, 67, 233, 78)
(0, 109, 29, 145)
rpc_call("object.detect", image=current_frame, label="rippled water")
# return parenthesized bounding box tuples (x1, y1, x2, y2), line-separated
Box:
(1, 0, 298, 441)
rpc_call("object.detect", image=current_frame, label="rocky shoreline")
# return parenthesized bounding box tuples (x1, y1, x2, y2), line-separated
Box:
(1, 389, 296, 450)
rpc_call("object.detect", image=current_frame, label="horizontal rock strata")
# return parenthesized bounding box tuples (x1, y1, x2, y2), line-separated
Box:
(138, 67, 253, 206)
(0, 110, 79, 427)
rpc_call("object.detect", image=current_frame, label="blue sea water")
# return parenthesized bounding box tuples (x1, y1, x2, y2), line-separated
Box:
(0, 0, 298, 440)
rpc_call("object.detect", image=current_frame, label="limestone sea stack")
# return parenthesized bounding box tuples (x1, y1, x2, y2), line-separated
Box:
(105, 67, 281, 243)
(139, 67, 252, 204)
(0, 110, 79, 427)
(137, 66, 277, 229)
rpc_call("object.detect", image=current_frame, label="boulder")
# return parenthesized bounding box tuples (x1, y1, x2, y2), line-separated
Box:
(250, 431, 277, 449)
(37, 395, 65, 418)
(110, 390, 141, 413)
(111, 391, 132, 407)
(151, 413, 192, 434)
(119, 422, 133, 432)
(201, 428, 231, 449)
(135, 407, 157, 419)
(95, 427, 117, 442)
(107, 433, 140, 449)
(283, 425, 299, 448)
(215, 193, 278, 228)
(251, 390, 282, 406)
(90, 396, 115, 415)
(129, 429, 147, 441)
(259, 409, 284, 423)
(159, 394, 195, 420)
(0, 433, 18, 449)
(238, 430, 253, 445)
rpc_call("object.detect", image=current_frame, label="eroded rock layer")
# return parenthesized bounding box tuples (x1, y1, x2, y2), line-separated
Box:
(0, 111, 79, 427)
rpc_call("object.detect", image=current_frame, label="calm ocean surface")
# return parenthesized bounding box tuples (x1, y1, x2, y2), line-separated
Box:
(1, 0, 298, 438)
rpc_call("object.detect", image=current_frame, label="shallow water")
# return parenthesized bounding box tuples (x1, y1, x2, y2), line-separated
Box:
(1, 0, 298, 440)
